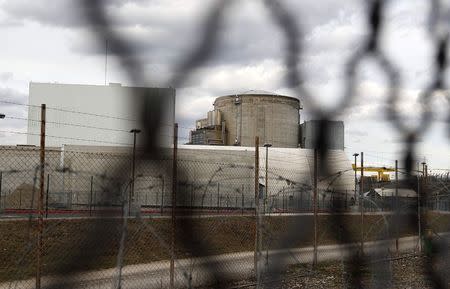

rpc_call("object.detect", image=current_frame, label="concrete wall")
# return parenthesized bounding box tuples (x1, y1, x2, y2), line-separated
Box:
(27, 82, 175, 148)
(0, 145, 355, 210)
(59, 145, 354, 208)
(214, 94, 300, 148)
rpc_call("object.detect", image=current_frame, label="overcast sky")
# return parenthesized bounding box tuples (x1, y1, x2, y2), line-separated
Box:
(0, 0, 448, 171)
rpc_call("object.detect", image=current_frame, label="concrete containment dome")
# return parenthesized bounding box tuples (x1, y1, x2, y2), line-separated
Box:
(213, 91, 300, 147)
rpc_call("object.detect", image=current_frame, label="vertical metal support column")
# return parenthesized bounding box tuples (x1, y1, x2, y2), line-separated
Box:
(360, 152, 364, 255)
(395, 160, 399, 253)
(170, 124, 178, 289)
(160, 176, 164, 215)
(353, 153, 359, 205)
(129, 129, 140, 216)
(241, 186, 244, 215)
(0, 171, 2, 211)
(217, 183, 220, 211)
(36, 104, 46, 289)
(45, 174, 49, 218)
(418, 162, 426, 253)
(89, 176, 94, 216)
(254, 136, 260, 287)
(417, 175, 422, 252)
(263, 144, 271, 214)
(313, 149, 318, 267)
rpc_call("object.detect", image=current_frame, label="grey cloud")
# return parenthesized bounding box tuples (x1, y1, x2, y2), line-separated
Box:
(1, 0, 443, 123)
(0, 88, 28, 118)
(0, 72, 13, 82)
(347, 129, 368, 137)
(0, 88, 28, 133)
(0, 0, 148, 27)
(1, 0, 367, 69)
(0, 87, 27, 103)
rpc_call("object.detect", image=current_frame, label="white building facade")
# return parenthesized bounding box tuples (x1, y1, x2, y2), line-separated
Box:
(27, 82, 176, 148)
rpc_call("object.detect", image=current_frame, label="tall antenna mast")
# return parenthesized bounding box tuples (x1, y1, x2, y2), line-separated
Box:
(104, 39, 108, 85)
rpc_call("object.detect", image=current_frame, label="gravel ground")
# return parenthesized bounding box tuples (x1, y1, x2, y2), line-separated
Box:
(201, 254, 446, 288)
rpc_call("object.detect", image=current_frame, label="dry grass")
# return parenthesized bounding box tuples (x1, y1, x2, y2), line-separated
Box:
(0, 212, 448, 282)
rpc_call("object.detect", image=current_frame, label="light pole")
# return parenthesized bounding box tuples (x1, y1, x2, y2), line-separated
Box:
(263, 143, 272, 214)
(130, 129, 141, 215)
(353, 153, 359, 205)
(418, 161, 426, 251)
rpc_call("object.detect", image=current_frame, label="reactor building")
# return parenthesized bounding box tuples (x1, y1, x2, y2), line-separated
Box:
(189, 90, 344, 150)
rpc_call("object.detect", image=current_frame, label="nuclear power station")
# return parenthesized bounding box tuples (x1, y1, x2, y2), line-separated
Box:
(189, 90, 344, 150)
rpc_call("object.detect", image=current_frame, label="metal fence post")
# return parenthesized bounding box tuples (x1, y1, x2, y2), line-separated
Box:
(217, 183, 220, 211)
(418, 173, 422, 252)
(160, 176, 164, 215)
(254, 136, 260, 287)
(241, 189, 244, 215)
(360, 152, 364, 255)
(313, 149, 318, 267)
(45, 174, 50, 218)
(89, 176, 94, 216)
(37, 103, 46, 289)
(0, 171, 2, 210)
(395, 160, 399, 253)
(170, 123, 178, 289)
(129, 129, 140, 216)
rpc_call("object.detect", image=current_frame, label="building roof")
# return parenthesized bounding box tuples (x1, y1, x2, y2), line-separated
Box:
(215, 91, 299, 103)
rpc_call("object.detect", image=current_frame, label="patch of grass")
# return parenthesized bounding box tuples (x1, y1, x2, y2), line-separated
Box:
(1, 212, 448, 282)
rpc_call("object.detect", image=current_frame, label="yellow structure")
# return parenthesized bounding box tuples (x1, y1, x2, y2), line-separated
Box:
(352, 164, 395, 182)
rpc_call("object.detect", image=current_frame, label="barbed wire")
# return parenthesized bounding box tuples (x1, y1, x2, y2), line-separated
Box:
(1, 0, 449, 288)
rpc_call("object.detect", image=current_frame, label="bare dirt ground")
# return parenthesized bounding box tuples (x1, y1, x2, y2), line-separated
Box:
(201, 254, 444, 289)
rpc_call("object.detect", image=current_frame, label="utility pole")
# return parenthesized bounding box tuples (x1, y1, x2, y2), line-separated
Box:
(360, 152, 364, 255)
(129, 129, 141, 216)
(313, 149, 318, 267)
(36, 104, 46, 289)
(264, 143, 272, 214)
(254, 136, 260, 288)
(170, 124, 178, 289)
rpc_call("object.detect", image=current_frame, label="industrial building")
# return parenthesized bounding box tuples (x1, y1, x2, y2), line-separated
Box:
(0, 86, 355, 213)
(190, 91, 301, 147)
(27, 82, 176, 147)
(189, 91, 344, 150)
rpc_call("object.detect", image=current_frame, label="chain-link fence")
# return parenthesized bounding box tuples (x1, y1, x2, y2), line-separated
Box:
(0, 0, 450, 288)
(0, 140, 448, 288)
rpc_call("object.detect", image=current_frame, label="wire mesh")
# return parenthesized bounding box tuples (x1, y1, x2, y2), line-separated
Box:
(0, 0, 449, 288)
